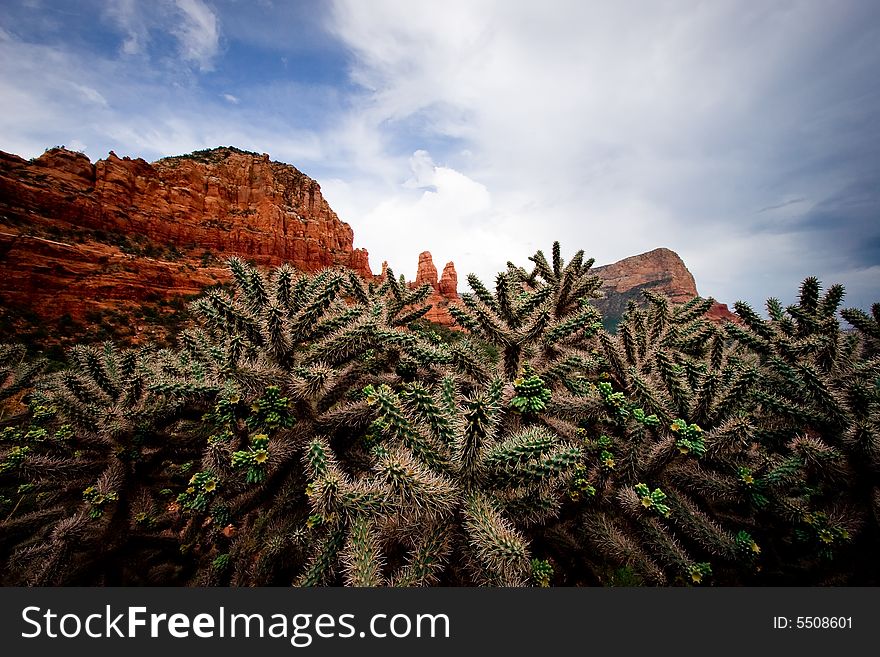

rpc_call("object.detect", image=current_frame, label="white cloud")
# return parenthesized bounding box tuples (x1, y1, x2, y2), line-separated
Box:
(0, 27, 321, 166)
(171, 0, 221, 70)
(355, 150, 492, 277)
(222, 93, 239, 104)
(104, 0, 147, 56)
(102, 0, 221, 70)
(403, 150, 437, 189)
(70, 83, 109, 108)
(322, 148, 529, 281)
(324, 0, 880, 309)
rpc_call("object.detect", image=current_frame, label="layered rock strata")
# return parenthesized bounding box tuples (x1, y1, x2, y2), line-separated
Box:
(0, 147, 371, 338)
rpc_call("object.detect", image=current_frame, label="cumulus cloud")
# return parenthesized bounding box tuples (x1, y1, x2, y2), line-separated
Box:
(404, 150, 438, 190)
(324, 149, 495, 278)
(326, 0, 880, 310)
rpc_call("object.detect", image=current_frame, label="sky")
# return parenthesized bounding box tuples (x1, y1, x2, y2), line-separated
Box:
(0, 0, 878, 312)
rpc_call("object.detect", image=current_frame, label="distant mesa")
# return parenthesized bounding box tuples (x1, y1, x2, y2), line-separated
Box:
(592, 247, 738, 327)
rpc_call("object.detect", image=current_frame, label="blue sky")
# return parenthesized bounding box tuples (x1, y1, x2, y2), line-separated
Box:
(0, 0, 878, 312)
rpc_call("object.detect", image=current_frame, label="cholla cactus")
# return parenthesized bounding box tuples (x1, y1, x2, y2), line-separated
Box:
(291, 245, 609, 586)
(510, 369, 553, 416)
(562, 276, 879, 585)
(179, 251, 880, 586)
(297, 379, 581, 586)
(449, 242, 604, 380)
(0, 343, 204, 584)
(1, 246, 877, 587)
(0, 344, 46, 415)
(720, 279, 879, 579)
(840, 303, 880, 357)
(171, 259, 455, 585)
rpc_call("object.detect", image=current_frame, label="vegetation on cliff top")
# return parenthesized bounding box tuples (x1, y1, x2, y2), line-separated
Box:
(157, 146, 264, 165)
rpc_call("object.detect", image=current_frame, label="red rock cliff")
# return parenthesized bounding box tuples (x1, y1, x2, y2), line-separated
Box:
(0, 146, 373, 343)
(591, 248, 736, 324)
(3, 146, 371, 274)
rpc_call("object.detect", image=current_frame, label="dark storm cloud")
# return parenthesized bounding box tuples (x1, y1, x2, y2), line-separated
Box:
(793, 178, 880, 268)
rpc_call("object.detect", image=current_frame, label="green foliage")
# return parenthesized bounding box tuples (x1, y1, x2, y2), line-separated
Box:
(163, 146, 261, 165)
(0, 445, 29, 473)
(670, 419, 705, 457)
(231, 434, 270, 484)
(688, 562, 712, 585)
(634, 483, 671, 517)
(177, 470, 220, 512)
(531, 558, 553, 587)
(82, 485, 118, 519)
(510, 371, 552, 415)
(735, 530, 761, 562)
(246, 386, 294, 431)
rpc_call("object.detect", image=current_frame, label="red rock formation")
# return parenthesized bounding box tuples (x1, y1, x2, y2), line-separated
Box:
(0, 147, 374, 341)
(0, 145, 735, 348)
(349, 248, 371, 279)
(706, 301, 739, 324)
(438, 261, 458, 298)
(0, 231, 225, 344)
(1, 146, 372, 275)
(414, 251, 439, 289)
(591, 248, 737, 324)
(593, 248, 698, 304)
(404, 252, 459, 327)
